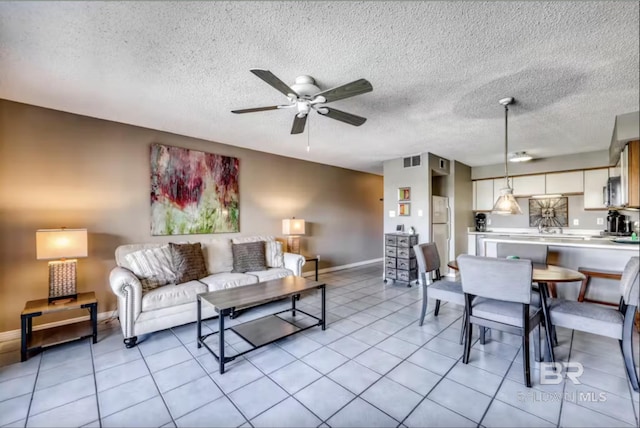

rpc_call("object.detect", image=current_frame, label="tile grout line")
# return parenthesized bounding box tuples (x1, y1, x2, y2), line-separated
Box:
(556, 329, 575, 428)
(563, 330, 638, 427)
(23, 354, 43, 428)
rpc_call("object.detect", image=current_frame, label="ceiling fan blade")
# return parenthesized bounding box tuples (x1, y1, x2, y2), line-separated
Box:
(231, 106, 281, 114)
(291, 114, 308, 134)
(318, 107, 367, 126)
(314, 78, 372, 103)
(250, 69, 299, 98)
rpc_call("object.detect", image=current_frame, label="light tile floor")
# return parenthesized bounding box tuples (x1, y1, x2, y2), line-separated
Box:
(1, 263, 639, 427)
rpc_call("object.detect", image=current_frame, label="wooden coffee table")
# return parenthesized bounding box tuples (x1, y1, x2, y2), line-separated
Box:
(197, 276, 326, 373)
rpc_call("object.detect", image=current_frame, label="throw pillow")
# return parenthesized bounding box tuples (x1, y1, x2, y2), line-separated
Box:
(169, 242, 208, 283)
(201, 238, 234, 274)
(265, 241, 284, 268)
(231, 241, 267, 273)
(125, 245, 176, 293)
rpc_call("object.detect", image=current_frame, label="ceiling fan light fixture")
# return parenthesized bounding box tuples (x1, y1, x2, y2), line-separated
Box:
(509, 151, 533, 162)
(492, 96, 523, 216)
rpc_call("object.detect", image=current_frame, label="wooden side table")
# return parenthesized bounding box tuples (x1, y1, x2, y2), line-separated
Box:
(21, 291, 98, 361)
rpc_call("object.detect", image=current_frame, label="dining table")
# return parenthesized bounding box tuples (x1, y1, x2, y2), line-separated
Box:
(447, 260, 586, 363)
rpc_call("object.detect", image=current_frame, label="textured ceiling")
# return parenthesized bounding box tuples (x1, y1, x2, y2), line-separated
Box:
(0, 1, 638, 174)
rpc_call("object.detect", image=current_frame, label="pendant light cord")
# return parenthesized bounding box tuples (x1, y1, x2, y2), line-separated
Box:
(504, 103, 509, 187)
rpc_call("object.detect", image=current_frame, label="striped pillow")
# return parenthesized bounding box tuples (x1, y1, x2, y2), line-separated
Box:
(125, 245, 176, 293)
(265, 241, 284, 268)
(231, 242, 267, 273)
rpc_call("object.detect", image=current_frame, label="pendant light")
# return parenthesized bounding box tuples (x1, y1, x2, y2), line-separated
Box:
(492, 97, 523, 215)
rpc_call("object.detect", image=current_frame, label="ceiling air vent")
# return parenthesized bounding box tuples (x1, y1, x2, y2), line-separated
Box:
(403, 155, 421, 168)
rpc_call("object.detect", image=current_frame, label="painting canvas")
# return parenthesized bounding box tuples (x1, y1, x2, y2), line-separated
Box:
(529, 197, 568, 228)
(150, 144, 239, 235)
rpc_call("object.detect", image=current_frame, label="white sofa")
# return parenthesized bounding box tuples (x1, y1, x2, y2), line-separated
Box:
(109, 235, 305, 347)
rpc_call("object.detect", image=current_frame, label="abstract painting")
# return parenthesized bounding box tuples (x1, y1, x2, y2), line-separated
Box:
(529, 197, 568, 228)
(150, 144, 239, 235)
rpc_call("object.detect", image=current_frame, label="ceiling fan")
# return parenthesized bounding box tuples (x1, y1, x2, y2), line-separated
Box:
(231, 69, 373, 134)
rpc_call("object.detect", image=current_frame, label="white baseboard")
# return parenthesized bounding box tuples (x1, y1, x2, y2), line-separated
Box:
(302, 258, 383, 278)
(0, 311, 116, 342)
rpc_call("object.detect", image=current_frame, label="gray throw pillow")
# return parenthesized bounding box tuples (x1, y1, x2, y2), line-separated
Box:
(232, 241, 267, 273)
(169, 243, 208, 283)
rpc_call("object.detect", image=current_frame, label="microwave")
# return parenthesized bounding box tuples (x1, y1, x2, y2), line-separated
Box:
(604, 176, 622, 207)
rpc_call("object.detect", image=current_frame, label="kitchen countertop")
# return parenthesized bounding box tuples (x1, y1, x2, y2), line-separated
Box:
(480, 235, 639, 251)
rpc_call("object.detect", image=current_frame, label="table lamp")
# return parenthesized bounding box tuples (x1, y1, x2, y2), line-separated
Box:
(282, 218, 305, 254)
(36, 228, 88, 302)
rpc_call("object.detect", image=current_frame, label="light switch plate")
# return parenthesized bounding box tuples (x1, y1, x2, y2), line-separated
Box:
(596, 218, 604, 225)
(573, 219, 579, 226)
(487, 219, 492, 225)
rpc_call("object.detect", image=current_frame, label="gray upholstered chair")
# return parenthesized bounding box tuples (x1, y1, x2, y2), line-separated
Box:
(549, 256, 639, 392)
(458, 254, 552, 387)
(496, 243, 555, 296)
(413, 243, 465, 343)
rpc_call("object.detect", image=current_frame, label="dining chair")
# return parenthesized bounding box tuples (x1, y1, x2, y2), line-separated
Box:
(413, 243, 466, 344)
(548, 256, 639, 392)
(496, 242, 555, 295)
(496, 242, 557, 347)
(458, 254, 550, 387)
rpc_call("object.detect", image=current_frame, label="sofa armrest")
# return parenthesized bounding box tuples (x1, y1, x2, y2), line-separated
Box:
(109, 266, 143, 338)
(283, 252, 306, 276)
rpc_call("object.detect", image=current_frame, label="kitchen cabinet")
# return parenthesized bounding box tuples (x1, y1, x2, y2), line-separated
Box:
(512, 175, 546, 197)
(472, 181, 477, 211)
(583, 168, 609, 209)
(622, 140, 639, 208)
(545, 171, 584, 194)
(474, 179, 494, 211)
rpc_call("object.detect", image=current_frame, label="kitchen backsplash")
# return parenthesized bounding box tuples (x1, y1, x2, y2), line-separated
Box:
(487, 195, 639, 231)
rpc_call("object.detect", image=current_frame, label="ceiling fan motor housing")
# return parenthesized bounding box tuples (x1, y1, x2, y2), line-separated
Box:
(291, 75, 321, 99)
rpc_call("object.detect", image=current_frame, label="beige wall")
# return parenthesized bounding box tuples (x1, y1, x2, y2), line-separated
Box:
(0, 100, 383, 332)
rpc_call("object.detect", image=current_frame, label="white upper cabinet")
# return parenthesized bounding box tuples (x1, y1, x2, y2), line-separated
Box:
(584, 168, 609, 209)
(545, 171, 584, 194)
(512, 175, 546, 196)
(472, 181, 477, 210)
(475, 179, 494, 211)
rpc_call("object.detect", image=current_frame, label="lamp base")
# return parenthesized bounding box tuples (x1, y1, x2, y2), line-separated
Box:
(48, 260, 78, 303)
(287, 236, 301, 254)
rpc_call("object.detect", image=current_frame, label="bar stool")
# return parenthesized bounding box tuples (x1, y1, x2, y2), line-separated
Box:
(577, 267, 622, 307)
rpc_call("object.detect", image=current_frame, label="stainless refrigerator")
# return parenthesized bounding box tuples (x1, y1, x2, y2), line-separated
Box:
(432, 195, 450, 274)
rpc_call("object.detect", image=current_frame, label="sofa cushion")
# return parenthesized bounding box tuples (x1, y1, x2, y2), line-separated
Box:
(200, 272, 259, 292)
(246, 268, 293, 282)
(201, 238, 234, 274)
(232, 241, 267, 273)
(170, 243, 208, 283)
(124, 245, 176, 293)
(265, 241, 284, 268)
(141, 280, 208, 311)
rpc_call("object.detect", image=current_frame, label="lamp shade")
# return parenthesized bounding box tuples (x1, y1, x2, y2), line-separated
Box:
(282, 218, 305, 235)
(36, 229, 88, 260)
(491, 188, 523, 215)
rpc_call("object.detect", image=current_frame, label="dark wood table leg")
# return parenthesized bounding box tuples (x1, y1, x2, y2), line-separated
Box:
(219, 309, 226, 374)
(538, 282, 556, 365)
(314, 260, 318, 281)
(197, 297, 202, 349)
(321, 285, 326, 330)
(91, 303, 98, 343)
(20, 314, 27, 362)
(291, 294, 297, 317)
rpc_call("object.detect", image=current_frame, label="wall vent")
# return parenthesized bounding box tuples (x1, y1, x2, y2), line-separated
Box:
(403, 155, 421, 168)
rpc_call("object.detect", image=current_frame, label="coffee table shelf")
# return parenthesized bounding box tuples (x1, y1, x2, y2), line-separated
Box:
(197, 276, 326, 373)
